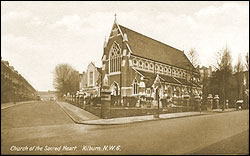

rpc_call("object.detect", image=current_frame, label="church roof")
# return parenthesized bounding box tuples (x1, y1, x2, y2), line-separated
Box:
(119, 25, 195, 72)
(135, 69, 200, 88)
(174, 77, 195, 87)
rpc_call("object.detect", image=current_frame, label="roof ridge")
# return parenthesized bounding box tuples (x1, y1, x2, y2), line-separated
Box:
(119, 24, 184, 53)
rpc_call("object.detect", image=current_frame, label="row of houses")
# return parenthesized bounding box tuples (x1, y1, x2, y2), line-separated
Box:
(1, 57, 37, 103)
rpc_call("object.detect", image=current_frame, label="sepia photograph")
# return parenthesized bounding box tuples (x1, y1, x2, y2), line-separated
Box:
(1, 1, 249, 155)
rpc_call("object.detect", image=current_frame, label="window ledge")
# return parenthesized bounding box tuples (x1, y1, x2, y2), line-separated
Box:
(109, 72, 121, 76)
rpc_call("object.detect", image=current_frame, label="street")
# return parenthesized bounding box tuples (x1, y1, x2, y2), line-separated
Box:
(1, 101, 249, 155)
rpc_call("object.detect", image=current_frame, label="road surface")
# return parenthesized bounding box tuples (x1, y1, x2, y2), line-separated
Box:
(1, 101, 249, 155)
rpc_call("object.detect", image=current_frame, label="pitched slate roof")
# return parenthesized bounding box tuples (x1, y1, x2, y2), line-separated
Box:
(133, 69, 156, 88)
(159, 74, 181, 85)
(135, 69, 200, 88)
(135, 69, 181, 87)
(174, 77, 194, 87)
(119, 25, 195, 71)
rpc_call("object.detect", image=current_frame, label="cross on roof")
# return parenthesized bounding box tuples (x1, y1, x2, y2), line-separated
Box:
(114, 13, 117, 23)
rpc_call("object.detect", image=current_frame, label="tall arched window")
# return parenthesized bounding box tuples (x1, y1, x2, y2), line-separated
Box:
(109, 42, 122, 73)
(133, 79, 139, 95)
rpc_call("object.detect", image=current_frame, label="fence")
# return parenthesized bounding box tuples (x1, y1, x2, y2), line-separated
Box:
(65, 95, 198, 118)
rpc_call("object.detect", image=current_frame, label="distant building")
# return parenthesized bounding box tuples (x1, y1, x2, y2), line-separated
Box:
(199, 66, 212, 82)
(79, 62, 102, 96)
(79, 72, 87, 89)
(1, 57, 37, 103)
(37, 91, 57, 101)
(232, 70, 249, 108)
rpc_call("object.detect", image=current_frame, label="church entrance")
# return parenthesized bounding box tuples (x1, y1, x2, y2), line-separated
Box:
(111, 82, 121, 107)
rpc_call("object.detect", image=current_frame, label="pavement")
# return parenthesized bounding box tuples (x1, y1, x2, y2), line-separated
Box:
(56, 101, 100, 122)
(56, 101, 238, 125)
(206, 108, 237, 113)
(1, 101, 36, 110)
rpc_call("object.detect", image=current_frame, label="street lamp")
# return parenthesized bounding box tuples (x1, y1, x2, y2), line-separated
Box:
(139, 77, 146, 108)
(154, 74, 161, 118)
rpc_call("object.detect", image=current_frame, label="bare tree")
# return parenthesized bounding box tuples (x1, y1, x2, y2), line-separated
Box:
(53, 64, 80, 97)
(234, 54, 244, 73)
(214, 46, 233, 107)
(187, 48, 199, 68)
(186, 48, 199, 85)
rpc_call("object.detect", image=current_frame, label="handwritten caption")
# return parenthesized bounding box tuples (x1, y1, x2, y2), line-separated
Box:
(10, 145, 121, 152)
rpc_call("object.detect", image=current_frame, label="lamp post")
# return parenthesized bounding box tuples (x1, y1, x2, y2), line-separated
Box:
(154, 74, 161, 118)
(139, 77, 146, 108)
(76, 91, 79, 106)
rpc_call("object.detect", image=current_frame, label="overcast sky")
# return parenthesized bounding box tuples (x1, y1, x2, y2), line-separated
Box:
(1, 1, 249, 91)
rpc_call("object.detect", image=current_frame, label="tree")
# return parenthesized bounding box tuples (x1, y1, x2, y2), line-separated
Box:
(211, 46, 233, 107)
(234, 54, 244, 99)
(186, 48, 200, 87)
(187, 48, 199, 68)
(53, 64, 80, 98)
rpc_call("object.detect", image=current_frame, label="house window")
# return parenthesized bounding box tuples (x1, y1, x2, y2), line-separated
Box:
(146, 89, 151, 94)
(109, 42, 122, 73)
(89, 71, 93, 86)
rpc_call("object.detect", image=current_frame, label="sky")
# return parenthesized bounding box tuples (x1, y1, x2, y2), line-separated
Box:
(1, 1, 249, 91)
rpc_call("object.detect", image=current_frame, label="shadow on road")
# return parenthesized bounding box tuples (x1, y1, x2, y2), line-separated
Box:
(189, 129, 249, 155)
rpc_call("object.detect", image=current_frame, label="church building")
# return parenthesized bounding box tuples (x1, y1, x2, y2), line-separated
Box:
(101, 17, 201, 100)
(79, 62, 102, 97)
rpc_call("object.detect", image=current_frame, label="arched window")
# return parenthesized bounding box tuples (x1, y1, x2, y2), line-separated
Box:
(176, 87, 180, 96)
(159, 66, 163, 72)
(164, 68, 167, 72)
(150, 63, 154, 70)
(109, 42, 122, 73)
(133, 79, 139, 95)
(139, 60, 143, 68)
(133, 59, 137, 65)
